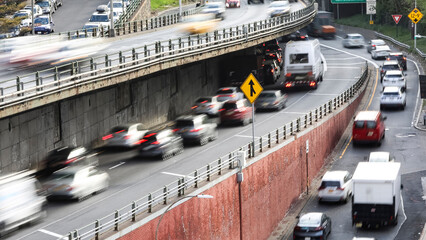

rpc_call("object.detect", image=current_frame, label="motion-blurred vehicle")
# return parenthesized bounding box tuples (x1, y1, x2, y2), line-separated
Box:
(33, 15, 55, 34)
(89, 5, 111, 29)
(380, 60, 403, 82)
(23, 5, 43, 17)
(352, 111, 386, 146)
(281, 30, 308, 42)
(77, 23, 102, 38)
(254, 90, 287, 111)
(371, 45, 391, 60)
(137, 129, 184, 160)
(36, 0, 54, 14)
(382, 70, 406, 91)
(102, 123, 149, 148)
(380, 86, 406, 110)
(219, 99, 253, 125)
(293, 212, 332, 240)
(366, 39, 386, 53)
(342, 33, 365, 48)
(225, 0, 240, 8)
(174, 114, 218, 145)
(267, 0, 291, 18)
(0, 170, 47, 236)
(247, 0, 264, 4)
(44, 166, 109, 201)
(180, 13, 219, 34)
(306, 11, 335, 39)
(318, 170, 352, 203)
(201, 2, 225, 19)
(191, 96, 225, 116)
(0, 26, 21, 39)
(368, 151, 395, 162)
(386, 52, 407, 70)
(39, 146, 99, 176)
(215, 87, 244, 102)
(262, 60, 280, 84)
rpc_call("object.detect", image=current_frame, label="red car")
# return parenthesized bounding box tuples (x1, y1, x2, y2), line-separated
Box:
(219, 99, 253, 125)
(226, 0, 240, 8)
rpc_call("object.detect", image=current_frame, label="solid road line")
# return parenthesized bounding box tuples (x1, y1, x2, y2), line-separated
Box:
(38, 229, 64, 238)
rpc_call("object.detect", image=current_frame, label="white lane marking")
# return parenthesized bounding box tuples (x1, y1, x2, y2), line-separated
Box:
(109, 162, 126, 170)
(326, 66, 363, 69)
(308, 93, 337, 96)
(38, 229, 63, 238)
(396, 189, 407, 235)
(422, 177, 426, 201)
(409, 59, 424, 127)
(279, 111, 307, 114)
(321, 53, 327, 73)
(161, 172, 194, 179)
(235, 135, 260, 139)
(320, 43, 380, 68)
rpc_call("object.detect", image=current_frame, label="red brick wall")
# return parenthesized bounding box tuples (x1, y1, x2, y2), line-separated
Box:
(117, 89, 364, 240)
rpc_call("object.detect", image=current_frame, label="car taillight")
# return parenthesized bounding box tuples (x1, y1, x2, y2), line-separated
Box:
(65, 157, 77, 165)
(66, 186, 74, 191)
(271, 69, 274, 73)
(191, 105, 198, 109)
(151, 141, 160, 145)
(285, 82, 292, 88)
(144, 133, 157, 138)
(285, 73, 291, 77)
(300, 36, 305, 39)
(102, 134, 113, 140)
(201, 100, 208, 103)
(314, 226, 324, 231)
(115, 130, 125, 134)
(337, 187, 345, 191)
(124, 135, 130, 140)
(372, 44, 376, 47)
(190, 128, 202, 132)
(294, 226, 301, 231)
(403, 57, 406, 60)
(173, 128, 180, 132)
(273, 101, 279, 105)
(209, 104, 215, 108)
(309, 81, 316, 87)
(134, 139, 147, 145)
(231, 94, 236, 98)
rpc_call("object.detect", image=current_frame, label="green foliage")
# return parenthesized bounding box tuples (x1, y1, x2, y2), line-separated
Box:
(0, 16, 21, 32)
(151, 0, 179, 11)
(0, 1, 26, 18)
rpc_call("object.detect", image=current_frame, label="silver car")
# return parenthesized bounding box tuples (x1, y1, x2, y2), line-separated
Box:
(174, 114, 218, 145)
(255, 90, 288, 111)
(371, 45, 391, 60)
(268, 0, 291, 18)
(366, 39, 386, 53)
(192, 96, 224, 116)
(382, 71, 407, 91)
(44, 166, 109, 201)
(342, 33, 365, 48)
(102, 123, 149, 148)
(380, 86, 406, 110)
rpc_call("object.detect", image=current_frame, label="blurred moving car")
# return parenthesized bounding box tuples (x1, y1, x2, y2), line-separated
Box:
(248, 0, 264, 4)
(201, 2, 225, 19)
(0, 170, 47, 236)
(318, 170, 352, 203)
(180, 13, 219, 35)
(380, 60, 403, 82)
(33, 15, 55, 34)
(225, 0, 240, 8)
(138, 129, 184, 160)
(371, 45, 391, 60)
(267, 0, 291, 18)
(102, 123, 149, 148)
(174, 114, 218, 145)
(380, 86, 406, 110)
(386, 52, 407, 70)
(293, 212, 332, 240)
(40, 146, 99, 176)
(191, 96, 225, 116)
(255, 90, 287, 111)
(215, 87, 244, 102)
(261, 60, 280, 84)
(281, 30, 308, 42)
(366, 39, 386, 53)
(44, 166, 109, 201)
(219, 99, 253, 125)
(368, 151, 395, 162)
(382, 70, 407, 91)
(352, 111, 386, 146)
(306, 11, 336, 39)
(342, 33, 364, 48)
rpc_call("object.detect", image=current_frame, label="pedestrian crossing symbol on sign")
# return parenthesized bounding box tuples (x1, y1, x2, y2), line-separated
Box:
(408, 8, 423, 24)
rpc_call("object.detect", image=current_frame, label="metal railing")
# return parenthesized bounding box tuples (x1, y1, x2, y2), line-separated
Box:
(60, 61, 369, 240)
(375, 31, 426, 58)
(0, 3, 316, 110)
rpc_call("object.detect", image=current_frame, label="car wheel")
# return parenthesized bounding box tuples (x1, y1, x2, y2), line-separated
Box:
(199, 135, 209, 146)
(343, 193, 349, 204)
(242, 117, 249, 126)
(161, 150, 173, 160)
(210, 130, 218, 141)
(380, 105, 383, 110)
(175, 142, 184, 155)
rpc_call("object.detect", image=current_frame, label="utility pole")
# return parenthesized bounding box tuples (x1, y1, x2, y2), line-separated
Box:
(109, 0, 115, 37)
(31, 0, 34, 34)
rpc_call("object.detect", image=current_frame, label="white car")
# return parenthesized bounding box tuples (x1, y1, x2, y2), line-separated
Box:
(191, 96, 225, 116)
(368, 151, 395, 162)
(13, 10, 32, 28)
(318, 171, 352, 203)
(201, 2, 225, 20)
(268, 0, 291, 18)
(102, 123, 149, 148)
(89, 5, 111, 29)
(23, 5, 43, 17)
(380, 86, 406, 110)
(367, 39, 386, 53)
(342, 33, 365, 48)
(371, 45, 391, 60)
(107, 1, 124, 15)
(382, 70, 407, 91)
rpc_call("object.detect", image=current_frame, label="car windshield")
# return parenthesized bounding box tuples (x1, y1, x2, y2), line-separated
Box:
(14, 13, 28, 18)
(350, 35, 362, 39)
(83, 25, 97, 31)
(299, 216, 321, 227)
(176, 120, 194, 128)
(386, 74, 403, 78)
(383, 65, 399, 70)
(270, 1, 289, 7)
(372, 40, 385, 45)
(290, 53, 308, 64)
(196, 97, 212, 103)
(383, 92, 399, 96)
(113, 2, 122, 8)
(50, 172, 75, 181)
(90, 15, 109, 22)
(222, 102, 237, 110)
(217, 89, 234, 94)
(320, 181, 340, 188)
(34, 18, 48, 25)
(110, 126, 129, 133)
(259, 92, 276, 98)
(205, 4, 219, 9)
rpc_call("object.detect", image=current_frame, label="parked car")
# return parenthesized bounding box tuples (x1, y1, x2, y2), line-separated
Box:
(44, 165, 109, 201)
(386, 52, 407, 70)
(13, 10, 32, 28)
(219, 99, 253, 125)
(248, 0, 264, 4)
(318, 170, 352, 203)
(368, 151, 395, 162)
(342, 33, 364, 48)
(137, 129, 184, 160)
(380, 86, 406, 110)
(191, 96, 225, 116)
(215, 87, 244, 102)
(107, 0, 124, 15)
(382, 70, 407, 91)
(89, 5, 111, 29)
(293, 212, 332, 240)
(371, 45, 391, 60)
(201, 2, 225, 19)
(366, 39, 386, 53)
(225, 0, 240, 8)
(23, 5, 43, 17)
(267, 0, 291, 18)
(33, 15, 55, 34)
(39, 146, 99, 176)
(255, 90, 287, 111)
(380, 60, 403, 82)
(174, 114, 218, 145)
(352, 111, 386, 146)
(36, 0, 54, 14)
(102, 123, 149, 148)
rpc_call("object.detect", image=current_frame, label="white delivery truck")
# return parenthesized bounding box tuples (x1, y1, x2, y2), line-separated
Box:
(283, 39, 324, 90)
(351, 162, 401, 228)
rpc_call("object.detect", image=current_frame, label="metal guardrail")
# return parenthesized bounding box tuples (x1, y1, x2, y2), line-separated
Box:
(59, 61, 369, 240)
(375, 31, 426, 58)
(0, 3, 316, 110)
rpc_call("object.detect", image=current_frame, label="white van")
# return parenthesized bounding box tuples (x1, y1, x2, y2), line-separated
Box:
(283, 39, 324, 90)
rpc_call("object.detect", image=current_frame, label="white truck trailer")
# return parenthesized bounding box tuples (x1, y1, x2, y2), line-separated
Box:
(351, 162, 401, 228)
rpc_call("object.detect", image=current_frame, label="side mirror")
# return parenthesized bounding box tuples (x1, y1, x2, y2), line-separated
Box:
(383, 116, 387, 120)
(400, 184, 403, 189)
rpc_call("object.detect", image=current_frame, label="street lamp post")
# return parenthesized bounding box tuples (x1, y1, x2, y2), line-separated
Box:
(31, 0, 34, 35)
(109, 0, 115, 37)
(154, 194, 213, 240)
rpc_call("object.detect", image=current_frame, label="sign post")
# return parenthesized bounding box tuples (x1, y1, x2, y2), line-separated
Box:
(392, 15, 402, 37)
(366, 0, 376, 24)
(408, 7, 423, 49)
(240, 73, 263, 156)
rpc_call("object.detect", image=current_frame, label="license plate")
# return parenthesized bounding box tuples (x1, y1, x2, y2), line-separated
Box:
(263, 103, 268, 106)
(304, 237, 311, 240)
(328, 189, 334, 193)
(355, 223, 363, 228)
(367, 131, 373, 136)
(54, 185, 66, 191)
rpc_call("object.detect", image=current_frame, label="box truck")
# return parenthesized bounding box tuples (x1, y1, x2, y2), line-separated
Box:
(352, 162, 401, 228)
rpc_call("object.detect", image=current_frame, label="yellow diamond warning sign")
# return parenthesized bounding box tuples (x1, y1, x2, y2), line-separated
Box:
(240, 73, 263, 104)
(408, 8, 423, 24)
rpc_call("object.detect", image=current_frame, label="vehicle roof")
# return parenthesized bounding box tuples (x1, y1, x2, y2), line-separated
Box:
(383, 86, 401, 93)
(354, 111, 380, 121)
(286, 39, 319, 47)
(322, 171, 349, 181)
(261, 90, 280, 94)
(385, 70, 403, 75)
(383, 60, 399, 65)
(369, 151, 390, 160)
(371, 39, 385, 43)
(375, 45, 390, 50)
(352, 162, 400, 181)
(300, 212, 323, 221)
(347, 33, 363, 37)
